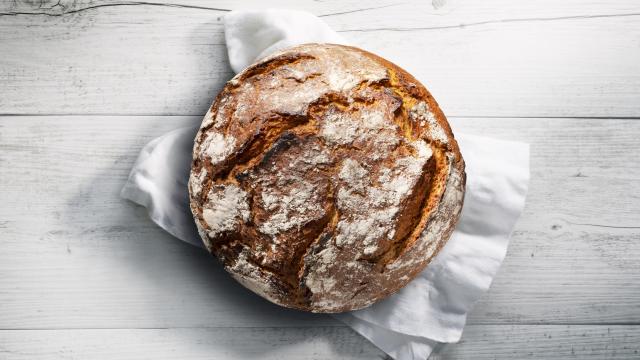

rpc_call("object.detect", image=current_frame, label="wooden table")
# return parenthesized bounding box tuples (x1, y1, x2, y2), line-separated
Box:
(1, 1, 639, 358)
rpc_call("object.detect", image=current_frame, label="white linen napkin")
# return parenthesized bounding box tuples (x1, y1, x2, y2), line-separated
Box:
(121, 9, 530, 360)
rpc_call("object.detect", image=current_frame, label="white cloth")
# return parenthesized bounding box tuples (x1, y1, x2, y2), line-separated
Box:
(225, 9, 348, 73)
(121, 9, 530, 360)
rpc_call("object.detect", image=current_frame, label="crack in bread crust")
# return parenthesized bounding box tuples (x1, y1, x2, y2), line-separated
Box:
(189, 44, 466, 313)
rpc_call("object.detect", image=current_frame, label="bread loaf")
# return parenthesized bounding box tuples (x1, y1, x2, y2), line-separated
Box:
(189, 44, 465, 313)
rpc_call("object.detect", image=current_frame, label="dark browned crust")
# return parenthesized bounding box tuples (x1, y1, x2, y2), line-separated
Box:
(189, 44, 466, 313)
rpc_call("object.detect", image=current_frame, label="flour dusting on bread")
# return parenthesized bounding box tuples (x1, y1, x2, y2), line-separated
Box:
(410, 101, 449, 144)
(201, 132, 237, 165)
(201, 184, 249, 237)
(189, 44, 465, 313)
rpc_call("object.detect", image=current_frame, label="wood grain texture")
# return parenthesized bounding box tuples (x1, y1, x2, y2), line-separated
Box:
(1, 325, 638, 359)
(0, 0, 639, 117)
(431, 325, 640, 359)
(0, 327, 387, 359)
(2, 1, 640, 358)
(1, 116, 638, 330)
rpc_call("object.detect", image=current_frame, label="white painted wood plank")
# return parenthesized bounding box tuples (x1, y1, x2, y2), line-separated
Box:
(432, 325, 640, 359)
(0, 116, 340, 329)
(0, 327, 386, 359)
(0, 115, 638, 329)
(0, 0, 402, 16)
(451, 118, 640, 324)
(1, 1, 639, 117)
(2, 0, 638, 29)
(1, 325, 638, 359)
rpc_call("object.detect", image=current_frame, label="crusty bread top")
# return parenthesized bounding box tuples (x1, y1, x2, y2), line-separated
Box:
(189, 44, 465, 313)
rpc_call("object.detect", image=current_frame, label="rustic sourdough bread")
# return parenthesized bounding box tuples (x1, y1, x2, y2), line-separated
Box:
(189, 44, 465, 313)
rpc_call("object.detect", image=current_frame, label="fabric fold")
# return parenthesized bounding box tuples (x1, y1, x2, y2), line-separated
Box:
(121, 9, 530, 360)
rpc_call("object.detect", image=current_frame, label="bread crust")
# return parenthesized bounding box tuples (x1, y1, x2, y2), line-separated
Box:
(189, 44, 466, 313)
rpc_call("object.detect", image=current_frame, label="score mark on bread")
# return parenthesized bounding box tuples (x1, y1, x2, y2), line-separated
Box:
(189, 44, 465, 313)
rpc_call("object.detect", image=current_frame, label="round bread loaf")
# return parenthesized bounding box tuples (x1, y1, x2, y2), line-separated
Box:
(189, 44, 465, 313)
